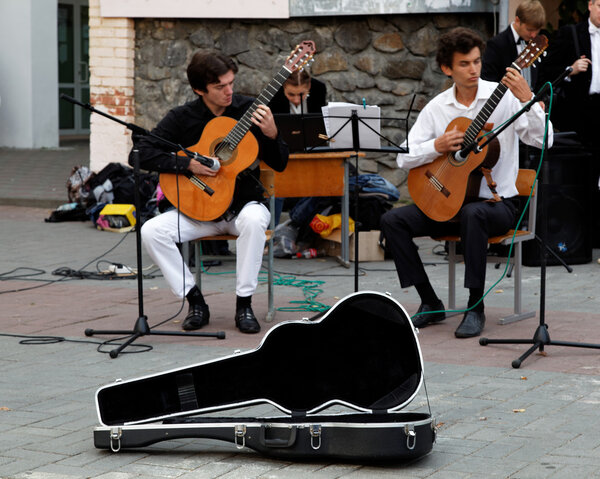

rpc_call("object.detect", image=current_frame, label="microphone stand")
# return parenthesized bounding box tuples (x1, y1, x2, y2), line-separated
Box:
(319, 103, 411, 290)
(60, 94, 225, 359)
(478, 68, 600, 368)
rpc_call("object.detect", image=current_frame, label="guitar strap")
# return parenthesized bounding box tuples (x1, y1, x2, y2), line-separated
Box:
(480, 167, 502, 203)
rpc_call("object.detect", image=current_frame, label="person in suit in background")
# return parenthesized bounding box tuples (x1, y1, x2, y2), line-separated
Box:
(482, 0, 546, 88)
(269, 70, 327, 225)
(539, 0, 600, 246)
(540, 0, 600, 144)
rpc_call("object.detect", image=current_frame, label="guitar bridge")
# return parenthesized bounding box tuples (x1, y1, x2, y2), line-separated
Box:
(425, 170, 451, 198)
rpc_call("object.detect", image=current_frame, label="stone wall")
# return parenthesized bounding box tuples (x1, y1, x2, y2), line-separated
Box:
(134, 14, 493, 196)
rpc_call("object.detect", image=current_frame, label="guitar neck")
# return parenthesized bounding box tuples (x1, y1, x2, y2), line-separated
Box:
(221, 66, 293, 150)
(463, 82, 508, 145)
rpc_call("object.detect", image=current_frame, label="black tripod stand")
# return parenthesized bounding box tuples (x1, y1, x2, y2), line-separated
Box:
(477, 72, 600, 367)
(60, 94, 225, 358)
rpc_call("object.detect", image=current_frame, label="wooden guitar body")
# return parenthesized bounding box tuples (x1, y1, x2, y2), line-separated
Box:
(407, 34, 547, 223)
(159, 116, 259, 222)
(157, 40, 317, 222)
(407, 117, 500, 222)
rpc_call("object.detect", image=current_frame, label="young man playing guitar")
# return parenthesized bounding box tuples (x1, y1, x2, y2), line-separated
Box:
(132, 51, 288, 334)
(381, 27, 552, 338)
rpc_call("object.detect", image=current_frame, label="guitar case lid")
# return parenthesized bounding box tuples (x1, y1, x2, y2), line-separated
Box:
(95, 291, 425, 426)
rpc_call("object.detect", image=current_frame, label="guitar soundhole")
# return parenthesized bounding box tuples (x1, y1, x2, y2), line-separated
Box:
(213, 140, 234, 165)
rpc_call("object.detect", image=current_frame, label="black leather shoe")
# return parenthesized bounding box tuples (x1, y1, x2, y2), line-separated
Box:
(182, 303, 210, 331)
(235, 306, 261, 334)
(455, 310, 486, 338)
(412, 300, 446, 328)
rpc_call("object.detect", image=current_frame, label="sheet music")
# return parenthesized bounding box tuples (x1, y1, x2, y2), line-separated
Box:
(321, 102, 381, 149)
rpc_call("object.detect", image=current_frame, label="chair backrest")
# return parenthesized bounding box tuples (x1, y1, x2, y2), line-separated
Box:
(515, 168, 537, 233)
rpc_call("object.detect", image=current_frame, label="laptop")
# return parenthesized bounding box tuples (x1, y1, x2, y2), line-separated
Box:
(274, 114, 328, 153)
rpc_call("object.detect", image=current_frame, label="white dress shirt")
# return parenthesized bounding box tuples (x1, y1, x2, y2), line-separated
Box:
(589, 19, 600, 94)
(397, 79, 553, 199)
(511, 24, 533, 87)
(289, 95, 309, 114)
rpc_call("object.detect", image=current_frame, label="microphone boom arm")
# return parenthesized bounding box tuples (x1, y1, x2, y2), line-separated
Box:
(477, 66, 572, 152)
(60, 94, 218, 185)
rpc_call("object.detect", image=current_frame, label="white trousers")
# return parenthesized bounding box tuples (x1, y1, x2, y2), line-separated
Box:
(141, 201, 270, 299)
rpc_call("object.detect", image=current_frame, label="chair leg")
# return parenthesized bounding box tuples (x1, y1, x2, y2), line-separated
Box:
(194, 241, 202, 291)
(265, 196, 276, 322)
(266, 236, 275, 322)
(498, 242, 535, 325)
(448, 242, 457, 310)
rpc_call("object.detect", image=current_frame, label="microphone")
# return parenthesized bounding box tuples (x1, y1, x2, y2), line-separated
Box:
(192, 152, 220, 172)
(533, 66, 573, 103)
(454, 138, 481, 162)
(553, 66, 573, 87)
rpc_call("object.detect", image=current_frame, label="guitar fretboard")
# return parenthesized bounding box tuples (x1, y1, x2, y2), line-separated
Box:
(216, 66, 293, 153)
(462, 82, 508, 147)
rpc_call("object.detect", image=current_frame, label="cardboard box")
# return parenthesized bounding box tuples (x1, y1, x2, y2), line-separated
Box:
(318, 230, 385, 262)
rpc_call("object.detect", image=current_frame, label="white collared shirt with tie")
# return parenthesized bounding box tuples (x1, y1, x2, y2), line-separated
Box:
(511, 24, 533, 88)
(589, 19, 600, 94)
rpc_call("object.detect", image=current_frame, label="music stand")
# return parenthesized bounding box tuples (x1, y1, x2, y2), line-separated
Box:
(60, 94, 225, 359)
(315, 98, 413, 290)
(476, 73, 600, 368)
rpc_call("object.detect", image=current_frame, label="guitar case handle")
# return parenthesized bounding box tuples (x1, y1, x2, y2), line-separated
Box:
(259, 425, 298, 448)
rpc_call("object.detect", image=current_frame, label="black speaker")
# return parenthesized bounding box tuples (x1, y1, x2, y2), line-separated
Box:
(520, 134, 593, 266)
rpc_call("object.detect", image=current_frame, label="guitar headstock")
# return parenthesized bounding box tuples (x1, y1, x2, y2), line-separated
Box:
(514, 34, 548, 70)
(284, 40, 316, 73)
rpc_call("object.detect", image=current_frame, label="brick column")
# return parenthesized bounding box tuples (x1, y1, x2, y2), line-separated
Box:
(88, 0, 135, 172)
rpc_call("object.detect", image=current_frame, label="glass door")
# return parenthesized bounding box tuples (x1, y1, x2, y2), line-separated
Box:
(58, 1, 89, 135)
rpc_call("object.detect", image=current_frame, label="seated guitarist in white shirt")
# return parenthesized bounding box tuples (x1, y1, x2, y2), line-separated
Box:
(381, 27, 552, 338)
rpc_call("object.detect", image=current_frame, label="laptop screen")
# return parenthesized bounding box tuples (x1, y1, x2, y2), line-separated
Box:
(274, 114, 328, 153)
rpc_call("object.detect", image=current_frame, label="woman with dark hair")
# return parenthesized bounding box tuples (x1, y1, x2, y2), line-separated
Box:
(269, 69, 326, 115)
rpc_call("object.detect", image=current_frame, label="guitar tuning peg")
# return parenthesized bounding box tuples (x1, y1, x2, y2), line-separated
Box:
(543, 51, 547, 56)
(532, 64, 537, 68)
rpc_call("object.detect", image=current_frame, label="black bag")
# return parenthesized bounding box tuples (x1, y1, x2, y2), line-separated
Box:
(93, 292, 436, 461)
(350, 196, 393, 231)
(87, 162, 158, 214)
(45, 204, 89, 223)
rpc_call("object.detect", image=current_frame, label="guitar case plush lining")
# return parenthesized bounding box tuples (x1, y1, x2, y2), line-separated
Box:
(93, 291, 436, 461)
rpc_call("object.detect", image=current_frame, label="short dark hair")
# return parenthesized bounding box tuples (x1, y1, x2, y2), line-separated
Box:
(186, 51, 238, 92)
(436, 27, 485, 70)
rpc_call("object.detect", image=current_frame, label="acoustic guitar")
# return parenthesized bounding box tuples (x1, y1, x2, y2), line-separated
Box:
(407, 35, 548, 222)
(159, 41, 316, 221)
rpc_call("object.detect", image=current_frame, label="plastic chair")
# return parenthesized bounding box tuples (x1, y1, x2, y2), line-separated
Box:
(433, 169, 538, 324)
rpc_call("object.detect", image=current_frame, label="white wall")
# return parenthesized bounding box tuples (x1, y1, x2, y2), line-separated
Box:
(0, 0, 58, 148)
(99, 0, 289, 18)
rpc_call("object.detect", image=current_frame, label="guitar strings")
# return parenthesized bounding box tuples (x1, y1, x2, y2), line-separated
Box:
(427, 80, 511, 192)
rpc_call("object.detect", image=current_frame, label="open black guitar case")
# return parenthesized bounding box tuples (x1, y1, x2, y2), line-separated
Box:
(93, 291, 436, 461)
